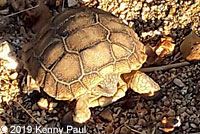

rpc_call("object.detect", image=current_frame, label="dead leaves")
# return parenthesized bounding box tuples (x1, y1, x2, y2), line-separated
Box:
(180, 31, 200, 61)
(154, 37, 175, 58)
(37, 98, 57, 111)
(159, 116, 181, 133)
(186, 43, 200, 61)
(146, 37, 175, 65)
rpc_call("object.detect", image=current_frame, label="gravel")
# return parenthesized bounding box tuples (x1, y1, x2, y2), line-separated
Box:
(0, 0, 199, 134)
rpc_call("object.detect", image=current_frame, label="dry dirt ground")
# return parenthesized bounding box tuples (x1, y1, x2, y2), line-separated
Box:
(0, 0, 200, 134)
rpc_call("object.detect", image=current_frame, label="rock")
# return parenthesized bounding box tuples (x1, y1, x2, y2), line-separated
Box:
(119, 117, 126, 124)
(173, 78, 185, 87)
(9, 72, 18, 80)
(167, 109, 176, 116)
(129, 118, 137, 127)
(99, 109, 113, 122)
(0, 0, 7, 7)
(32, 103, 39, 110)
(175, 99, 182, 105)
(190, 123, 197, 129)
(182, 122, 189, 131)
(138, 118, 147, 126)
(68, 0, 78, 7)
(120, 126, 131, 134)
(179, 107, 186, 114)
(105, 124, 114, 134)
(164, 99, 171, 106)
(0, 41, 18, 70)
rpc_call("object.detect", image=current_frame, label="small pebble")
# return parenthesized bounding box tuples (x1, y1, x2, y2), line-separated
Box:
(120, 126, 131, 134)
(9, 72, 18, 80)
(190, 123, 197, 129)
(99, 109, 113, 122)
(173, 78, 185, 87)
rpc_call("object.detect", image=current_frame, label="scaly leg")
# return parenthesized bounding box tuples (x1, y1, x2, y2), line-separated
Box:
(123, 70, 160, 96)
(73, 79, 128, 123)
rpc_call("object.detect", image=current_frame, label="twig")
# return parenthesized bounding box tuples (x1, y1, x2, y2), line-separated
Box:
(124, 123, 142, 134)
(14, 101, 42, 126)
(140, 61, 190, 72)
(0, 5, 39, 20)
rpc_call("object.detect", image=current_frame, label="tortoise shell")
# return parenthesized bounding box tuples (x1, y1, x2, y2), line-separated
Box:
(23, 7, 147, 101)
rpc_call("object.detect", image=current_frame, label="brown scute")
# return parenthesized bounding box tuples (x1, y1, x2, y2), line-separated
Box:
(115, 60, 130, 74)
(99, 64, 114, 77)
(132, 37, 145, 53)
(41, 41, 64, 68)
(126, 26, 140, 41)
(81, 73, 103, 89)
(110, 33, 133, 50)
(34, 29, 55, 57)
(26, 55, 41, 79)
(35, 68, 46, 87)
(135, 50, 147, 65)
(71, 82, 87, 98)
(80, 41, 113, 73)
(57, 12, 96, 35)
(53, 53, 81, 83)
(44, 73, 56, 98)
(112, 44, 130, 59)
(128, 53, 144, 70)
(67, 25, 107, 51)
(56, 83, 74, 100)
(99, 13, 122, 25)
(52, 8, 85, 25)
(99, 15, 125, 32)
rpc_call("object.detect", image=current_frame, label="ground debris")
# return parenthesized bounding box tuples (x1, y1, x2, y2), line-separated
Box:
(180, 31, 200, 59)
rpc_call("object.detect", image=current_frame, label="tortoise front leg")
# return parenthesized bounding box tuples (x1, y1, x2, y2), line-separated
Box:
(122, 70, 160, 96)
(73, 79, 128, 123)
(73, 94, 92, 124)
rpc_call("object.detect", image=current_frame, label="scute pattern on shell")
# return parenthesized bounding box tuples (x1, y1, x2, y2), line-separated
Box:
(22, 7, 147, 101)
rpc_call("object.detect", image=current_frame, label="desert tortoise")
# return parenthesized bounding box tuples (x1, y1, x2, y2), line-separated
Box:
(22, 7, 160, 123)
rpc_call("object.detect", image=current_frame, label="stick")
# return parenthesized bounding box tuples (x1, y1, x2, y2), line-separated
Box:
(15, 101, 42, 126)
(0, 5, 39, 20)
(140, 61, 190, 72)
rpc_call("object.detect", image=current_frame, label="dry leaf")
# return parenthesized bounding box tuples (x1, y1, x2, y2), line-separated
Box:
(37, 98, 49, 110)
(159, 116, 181, 133)
(186, 43, 200, 61)
(145, 37, 175, 65)
(180, 31, 200, 58)
(154, 37, 175, 57)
